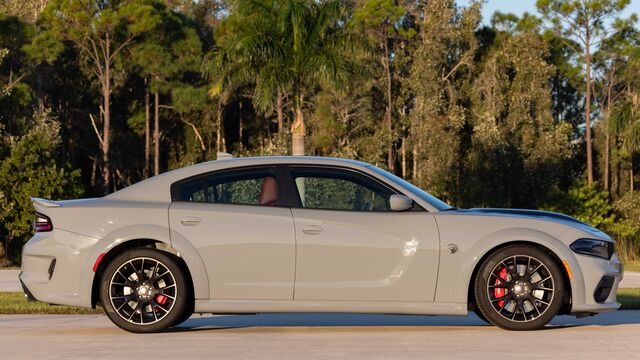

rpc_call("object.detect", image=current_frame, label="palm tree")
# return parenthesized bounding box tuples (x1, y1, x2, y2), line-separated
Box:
(204, 0, 363, 155)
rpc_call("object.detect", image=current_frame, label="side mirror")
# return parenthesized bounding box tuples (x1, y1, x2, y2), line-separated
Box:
(390, 194, 413, 211)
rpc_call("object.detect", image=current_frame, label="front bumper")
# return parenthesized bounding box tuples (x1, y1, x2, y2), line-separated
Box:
(570, 252, 623, 314)
(20, 229, 99, 307)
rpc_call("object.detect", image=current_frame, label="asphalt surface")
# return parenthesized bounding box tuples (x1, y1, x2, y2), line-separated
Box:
(1, 311, 640, 359)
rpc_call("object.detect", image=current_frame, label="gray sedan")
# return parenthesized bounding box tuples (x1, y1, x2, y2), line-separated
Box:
(20, 156, 622, 332)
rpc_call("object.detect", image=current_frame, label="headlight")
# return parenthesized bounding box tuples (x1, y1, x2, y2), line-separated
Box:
(570, 238, 614, 260)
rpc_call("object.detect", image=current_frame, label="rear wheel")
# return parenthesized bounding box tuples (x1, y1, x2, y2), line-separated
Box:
(100, 248, 190, 333)
(474, 245, 564, 330)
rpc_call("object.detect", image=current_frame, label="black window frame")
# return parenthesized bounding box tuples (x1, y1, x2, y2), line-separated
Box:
(170, 165, 297, 207)
(283, 165, 424, 212)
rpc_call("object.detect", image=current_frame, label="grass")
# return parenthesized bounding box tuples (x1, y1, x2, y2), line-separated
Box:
(624, 260, 640, 272)
(0, 292, 102, 314)
(0, 289, 638, 314)
(618, 288, 640, 310)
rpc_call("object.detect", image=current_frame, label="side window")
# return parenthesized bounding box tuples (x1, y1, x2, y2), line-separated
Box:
(174, 167, 279, 206)
(180, 178, 206, 202)
(290, 167, 393, 211)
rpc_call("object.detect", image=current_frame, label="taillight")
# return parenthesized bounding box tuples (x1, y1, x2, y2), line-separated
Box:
(34, 213, 53, 232)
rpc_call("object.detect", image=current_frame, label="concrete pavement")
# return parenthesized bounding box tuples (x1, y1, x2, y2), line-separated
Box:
(0, 269, 20, 292)
(1, 312, 640, 359)
(621, 272, 640, 288)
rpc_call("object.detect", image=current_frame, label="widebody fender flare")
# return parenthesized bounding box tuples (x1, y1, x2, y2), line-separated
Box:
(82, 224, 210, 302)
(449, 227, 581, 305)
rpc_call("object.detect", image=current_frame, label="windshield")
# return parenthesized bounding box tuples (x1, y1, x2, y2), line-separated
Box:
(367, 165, 453, 211)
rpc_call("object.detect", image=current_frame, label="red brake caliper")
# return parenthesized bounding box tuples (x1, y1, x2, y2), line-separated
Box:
(494, 267, 508, 308)
(155, 294, 168, 306)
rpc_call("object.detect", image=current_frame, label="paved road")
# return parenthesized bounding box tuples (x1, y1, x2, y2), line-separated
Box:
(1, 312, 640, 359)
(622, 271, 640, 288)
(0, 270, 20, 292)
(2, 270, 640, 291)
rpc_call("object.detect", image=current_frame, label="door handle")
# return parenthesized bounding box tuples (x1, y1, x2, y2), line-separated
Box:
(302, 224, 323, 235)
(180, 217, 201, 226)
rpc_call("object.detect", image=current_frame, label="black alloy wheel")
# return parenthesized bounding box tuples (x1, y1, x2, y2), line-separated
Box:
(100, 248, 190, 333)
(474, 245, 564, 330)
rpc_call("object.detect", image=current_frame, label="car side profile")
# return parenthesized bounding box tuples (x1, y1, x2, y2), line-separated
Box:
(20, 156, 622, 332)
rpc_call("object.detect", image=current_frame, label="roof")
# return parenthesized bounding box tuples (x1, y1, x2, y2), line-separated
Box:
(106, 156, 373, 203)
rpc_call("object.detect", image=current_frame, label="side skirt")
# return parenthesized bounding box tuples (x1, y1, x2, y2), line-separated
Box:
(194, 299, 468, 316)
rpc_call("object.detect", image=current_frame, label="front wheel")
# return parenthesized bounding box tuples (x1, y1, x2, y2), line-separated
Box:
(100, 248, 190, 333)
(474, 245, 564, 330)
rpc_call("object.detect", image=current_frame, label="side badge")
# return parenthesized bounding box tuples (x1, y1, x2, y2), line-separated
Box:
(447, 244, 458, 254)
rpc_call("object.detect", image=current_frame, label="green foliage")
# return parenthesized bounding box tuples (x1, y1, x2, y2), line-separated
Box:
(204, 0, 365, 126)
(0, 110, 83, 260)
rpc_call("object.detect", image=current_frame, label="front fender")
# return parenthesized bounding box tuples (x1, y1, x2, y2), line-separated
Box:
(436, 227, 564, 304)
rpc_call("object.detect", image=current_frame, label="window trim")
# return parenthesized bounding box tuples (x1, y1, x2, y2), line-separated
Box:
(283, 164, 424, 212)
(170, 165, 295, 207)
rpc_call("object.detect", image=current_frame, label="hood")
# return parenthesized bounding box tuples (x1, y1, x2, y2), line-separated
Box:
(449, 208, 609, 239)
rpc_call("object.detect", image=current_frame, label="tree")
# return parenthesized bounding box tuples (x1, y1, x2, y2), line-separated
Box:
(467, 21, 574, 207)
(352, 0, 412, 172)
(0, 0, 49, 22)
(0, 110, 83, 262)
(30, 0, 160, 194)
(0, 13, 34, 100)
(205, 0, 363, 156)
(537, 0, 632, 185)
(131, 8, 203, 176)
(408, 0, 481, 199)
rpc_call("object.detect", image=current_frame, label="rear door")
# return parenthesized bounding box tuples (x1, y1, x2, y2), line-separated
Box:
(287, 166, 440, 302)
(169, 166, 296, 300)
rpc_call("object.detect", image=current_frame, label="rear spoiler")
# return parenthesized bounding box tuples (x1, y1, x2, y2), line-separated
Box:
(30, 197, 62, 208)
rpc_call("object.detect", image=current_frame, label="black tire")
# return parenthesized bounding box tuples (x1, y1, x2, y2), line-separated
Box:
(473, 309, 490, 324)
(474, 245, 564, 331)
(100, 248, 190, 333)
(171, 297, 194, 327)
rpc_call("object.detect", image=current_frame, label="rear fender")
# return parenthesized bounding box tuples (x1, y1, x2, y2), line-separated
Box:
(83, 224, 209, 301)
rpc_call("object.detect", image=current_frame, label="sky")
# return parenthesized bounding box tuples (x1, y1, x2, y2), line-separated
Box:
(457, 0, 640, 25)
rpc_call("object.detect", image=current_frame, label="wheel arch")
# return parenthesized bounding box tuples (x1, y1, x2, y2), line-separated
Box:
(466, 240, 573, 314)
(90, 238, 195, 309)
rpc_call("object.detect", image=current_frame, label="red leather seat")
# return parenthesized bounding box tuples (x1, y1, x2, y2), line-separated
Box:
(258, 176, 278, 205)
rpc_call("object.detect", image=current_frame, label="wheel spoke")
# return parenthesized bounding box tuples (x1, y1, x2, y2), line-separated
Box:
(487, 253, 556, 324)
(110, 256, 178, 326)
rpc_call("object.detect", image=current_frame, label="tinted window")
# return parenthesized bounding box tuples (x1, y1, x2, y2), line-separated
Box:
(290, 167, 392, 211)
(179, 178, 206, 202)
(174, 167, 279, 206)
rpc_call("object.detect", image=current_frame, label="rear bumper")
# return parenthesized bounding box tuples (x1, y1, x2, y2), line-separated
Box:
(20, 229, 99, 307)
(20, 277, 37, 302)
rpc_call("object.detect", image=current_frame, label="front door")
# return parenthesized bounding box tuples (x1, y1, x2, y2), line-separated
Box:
(169, 166, 295, 300)
(287, 166, 440, 302)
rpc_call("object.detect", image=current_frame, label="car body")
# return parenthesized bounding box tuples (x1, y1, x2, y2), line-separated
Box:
(20, 156, 623, 332)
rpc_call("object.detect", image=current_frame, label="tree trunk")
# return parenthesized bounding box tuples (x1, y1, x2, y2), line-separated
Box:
(585, 19, 593, 185)
(291, 94, 305, 156)
(154, 91, 160, 176)
(383, 35, 395, 172)
(604, 130, 610, 191)
(631, 158, 634, 193)
(412, 142, 418, 182)
(144, 80, 150, 179)
(238, 100, 243, 150)
(216, 98, 226, 152)
(401, 136, 407, 179)
(276, 90, 284, 132)
(102, 58, 111, 195)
